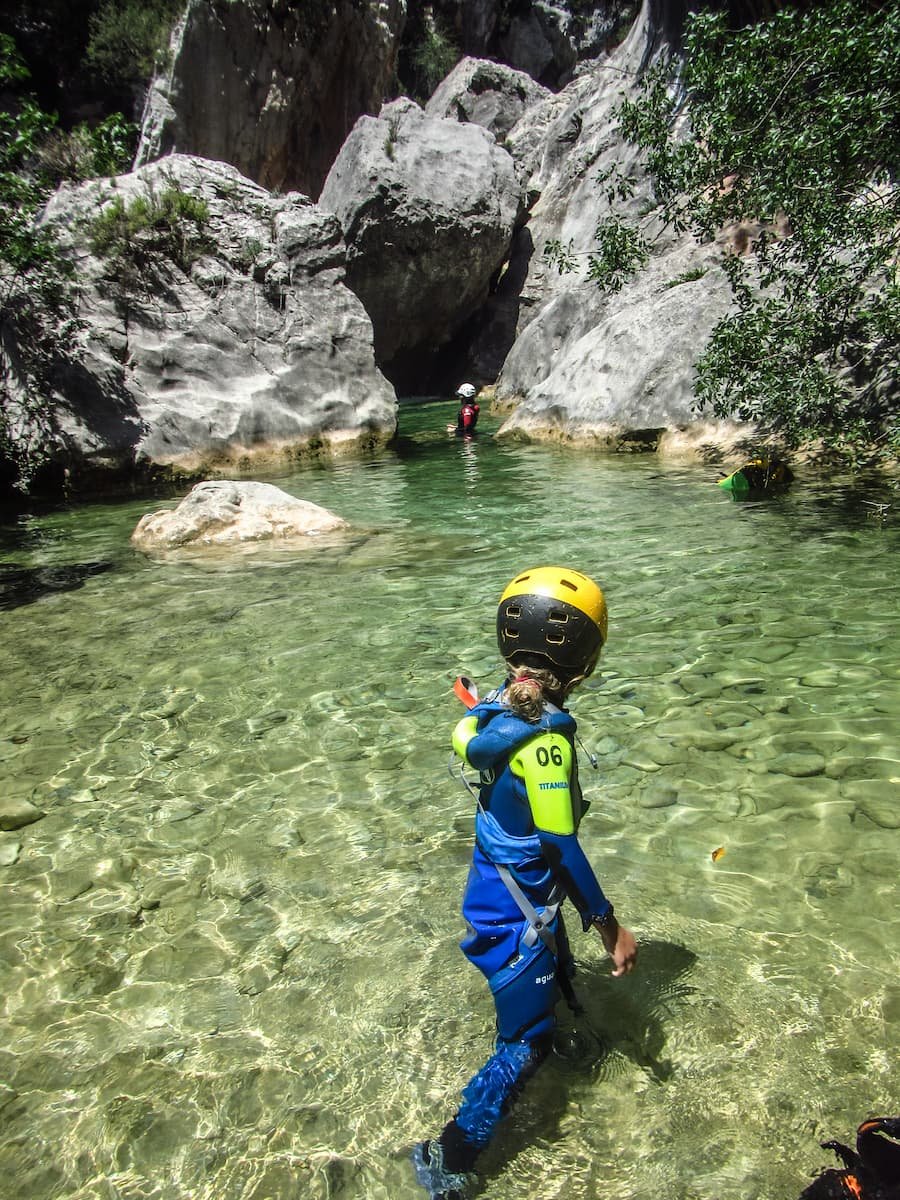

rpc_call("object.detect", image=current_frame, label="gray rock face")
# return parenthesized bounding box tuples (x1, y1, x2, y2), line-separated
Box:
(491, 2, 754, 453)
(425, 57, 551, 143)
(319, 97, 524, 386)
(131, 480, 347, 553)
(30, 155, 396, 483)
(431, 0, 630, 89)
(495, 239, 747, 452)
(135, 0, 405, 200)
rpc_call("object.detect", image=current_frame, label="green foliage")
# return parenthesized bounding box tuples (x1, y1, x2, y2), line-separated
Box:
(0, 34, 82, 492)
(383, 114, 401, 161)
(543, 238, 579, 276)
(662, 266, 708, 291)
(33, 113, 138, 183)
(0, 31, 29, 86)
(84, 0, 182, 87)
(407, 17, 458, 101)
(86, 112, 138, 176)
(614, 0, 900, 463)
(89, 185, 211, 275)
(595, 162, 637, 205)
(237, 237, 264, 273)
(586, 217, 649, 293)
(543, 216, 649, 295)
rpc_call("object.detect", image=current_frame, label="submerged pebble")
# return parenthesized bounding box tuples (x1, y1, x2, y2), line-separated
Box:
(0, 840, 21, 867)
(0, 797, 45, 831)
(855, 798, 900, 829)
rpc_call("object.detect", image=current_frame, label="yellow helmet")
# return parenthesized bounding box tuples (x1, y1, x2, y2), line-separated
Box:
(496, 565, 608, 681)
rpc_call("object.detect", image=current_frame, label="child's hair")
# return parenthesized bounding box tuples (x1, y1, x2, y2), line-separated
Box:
(504, 661, 582, 721)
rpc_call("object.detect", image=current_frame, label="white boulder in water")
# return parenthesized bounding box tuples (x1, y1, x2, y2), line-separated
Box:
(131, 480, 347, 552)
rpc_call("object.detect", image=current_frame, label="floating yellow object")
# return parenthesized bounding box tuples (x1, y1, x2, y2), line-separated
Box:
(711, 846, 726, 863)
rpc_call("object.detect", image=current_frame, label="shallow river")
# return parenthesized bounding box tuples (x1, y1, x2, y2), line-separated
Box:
(1, 401, 898, 1200)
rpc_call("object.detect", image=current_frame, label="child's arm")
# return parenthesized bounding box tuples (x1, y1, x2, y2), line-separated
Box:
(512, 731, 637, 974)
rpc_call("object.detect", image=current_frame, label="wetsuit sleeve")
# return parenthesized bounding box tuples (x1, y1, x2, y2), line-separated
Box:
(510, 731, 612, 929)
(509, 732, 575, 833)
(538, 830, 611, 929)
(457, 712, 525, 772)
(452, 715, 478, 762)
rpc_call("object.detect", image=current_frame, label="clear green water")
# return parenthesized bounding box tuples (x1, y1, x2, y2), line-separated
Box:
(1, 402, 898, 1200)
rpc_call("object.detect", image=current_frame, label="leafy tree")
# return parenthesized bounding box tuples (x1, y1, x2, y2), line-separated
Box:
(33, 113, 138, 182)
(397, 8, 459, 102)
(567, 1, 900, 463)
(84, 0, 183, 91)
(0, 34, 82, 492)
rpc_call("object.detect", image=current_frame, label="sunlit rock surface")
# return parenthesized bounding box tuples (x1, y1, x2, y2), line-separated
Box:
(131, 480, 348, 553)
(490, 2, 755, 455)
(425, 57, 550, 144)
(31, 155, 396, 485)
(0, 797, 45, 832)
(135, 0, 405, 199)
(494, 238, 752, 456)
(319, 97, 524, 388)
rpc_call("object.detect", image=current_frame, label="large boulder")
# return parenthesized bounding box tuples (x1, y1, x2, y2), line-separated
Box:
(489, 1, 754, 456)
(24, 155, 396, 488)
(318, 97, 524, 389)
(135, 0, 405, 200)
(427, 0, 631, 90)
(131, 480, 347, 553)
(495, 238, 750, 454)
(424, 58, 563, 383)
(425, 57, 551, 143)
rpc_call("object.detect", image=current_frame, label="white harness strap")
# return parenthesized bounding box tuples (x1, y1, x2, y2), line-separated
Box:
(495, 864, 563, 957)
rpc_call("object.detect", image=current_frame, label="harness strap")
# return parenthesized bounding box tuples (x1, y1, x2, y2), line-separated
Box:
(449, 688, 575, 959)
(495, 864, 562, 957)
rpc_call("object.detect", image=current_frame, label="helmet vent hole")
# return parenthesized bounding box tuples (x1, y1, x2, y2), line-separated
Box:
(559, 579, 578, 592)
(548, 609, 569, 623)
(506, 604, 522, 618)
(546, 631, 565, 644)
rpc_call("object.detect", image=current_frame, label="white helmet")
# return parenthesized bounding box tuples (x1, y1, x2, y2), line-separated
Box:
(456, 383, 477, 399)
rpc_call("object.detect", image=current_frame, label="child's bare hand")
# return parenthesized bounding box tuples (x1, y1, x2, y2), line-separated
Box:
(595, 918, 638, 976)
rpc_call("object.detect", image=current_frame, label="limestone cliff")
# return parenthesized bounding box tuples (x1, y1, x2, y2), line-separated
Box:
(319, 97, 525, 390)
(135, 0, 405, 200)
(24, 155, 396, 487)
(433, 2, 753, 454)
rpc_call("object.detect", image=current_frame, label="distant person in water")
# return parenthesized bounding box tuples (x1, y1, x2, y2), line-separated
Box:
(411, 565, 638, 1200)
(454, 384, 479, 436)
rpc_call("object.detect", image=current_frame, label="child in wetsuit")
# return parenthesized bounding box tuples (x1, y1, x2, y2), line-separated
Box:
(454, 383, 479, 435)
(412, 565, 638, 1199)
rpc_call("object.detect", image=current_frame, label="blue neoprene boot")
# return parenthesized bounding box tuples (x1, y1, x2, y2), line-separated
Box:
(410, 1138, 474, 1199)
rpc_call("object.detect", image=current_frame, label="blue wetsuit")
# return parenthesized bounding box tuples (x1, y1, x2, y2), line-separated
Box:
(437, 688, 613, 1171)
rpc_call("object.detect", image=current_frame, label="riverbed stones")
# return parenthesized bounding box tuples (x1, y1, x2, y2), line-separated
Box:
(0, 797, 45, 831)
(768, 751, 826, 778)
(0, 840, 21, 867)
(131, 481, 347, 553)
(850, 790, 900, 830)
